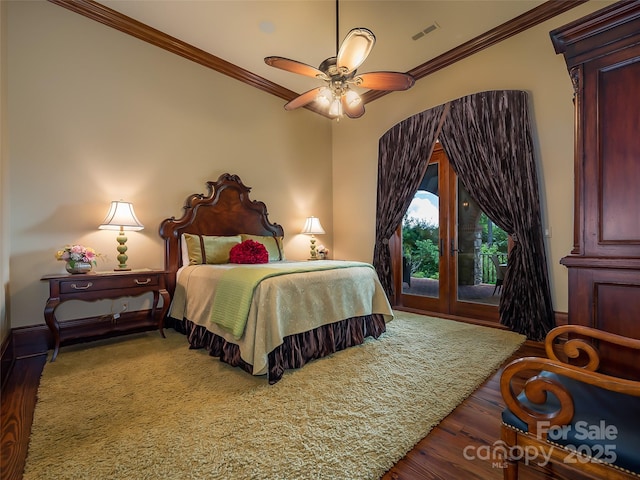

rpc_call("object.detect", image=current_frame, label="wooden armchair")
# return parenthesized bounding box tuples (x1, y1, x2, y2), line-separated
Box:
(499, 325, 640, 479)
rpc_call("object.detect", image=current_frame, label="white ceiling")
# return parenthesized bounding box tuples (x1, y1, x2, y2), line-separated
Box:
(97, 0, 546, 96)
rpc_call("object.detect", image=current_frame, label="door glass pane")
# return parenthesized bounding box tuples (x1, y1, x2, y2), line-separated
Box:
(402, 163, 439, 298)
(456, 181, 508, 305)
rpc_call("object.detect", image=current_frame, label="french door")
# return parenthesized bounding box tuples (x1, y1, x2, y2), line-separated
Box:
(391, 144, 502, 323)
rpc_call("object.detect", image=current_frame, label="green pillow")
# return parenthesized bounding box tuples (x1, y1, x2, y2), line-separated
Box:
(183, 234, 242, 265)
(240, 234, 285, 262)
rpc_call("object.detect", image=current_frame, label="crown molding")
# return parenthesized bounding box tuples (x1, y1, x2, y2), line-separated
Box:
(363, 0, 588, 103)
(48, 0, 587, 115)
(47, 0, 331, 116)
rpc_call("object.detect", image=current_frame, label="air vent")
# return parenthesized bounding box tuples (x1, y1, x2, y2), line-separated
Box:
(412, 22, 440, 41)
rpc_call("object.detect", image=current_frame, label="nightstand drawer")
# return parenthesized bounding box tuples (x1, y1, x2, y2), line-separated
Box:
(59, 274, 160, 294)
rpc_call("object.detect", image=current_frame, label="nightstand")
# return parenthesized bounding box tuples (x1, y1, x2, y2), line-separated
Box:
(41, 269, 170, 361)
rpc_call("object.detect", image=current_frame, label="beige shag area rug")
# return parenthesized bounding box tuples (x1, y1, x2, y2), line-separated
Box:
(24, 311, 525, 480)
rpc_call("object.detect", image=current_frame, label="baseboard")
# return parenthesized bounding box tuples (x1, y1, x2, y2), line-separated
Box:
(554, 311, 568, 326)
(9, 309, 160, 361)
(394, 306, 510, 330)
(393, 306, 568, 336)
(1, 332, 16, 390)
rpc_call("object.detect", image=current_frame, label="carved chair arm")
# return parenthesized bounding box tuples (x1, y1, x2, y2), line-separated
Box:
(500, 356, 640, 437)
(544, 324, 640, 372)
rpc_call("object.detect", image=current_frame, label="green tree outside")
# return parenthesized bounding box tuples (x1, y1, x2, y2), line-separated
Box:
(402, 212, 508, 280)
(402, 215, 439, 279)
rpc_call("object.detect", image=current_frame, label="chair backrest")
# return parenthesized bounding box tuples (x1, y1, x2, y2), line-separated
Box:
(491, 255, 505, 280)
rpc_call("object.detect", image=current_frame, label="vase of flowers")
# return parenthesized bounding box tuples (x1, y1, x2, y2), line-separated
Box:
(317, 245, 329, 260)
(55, 244, 99, 274)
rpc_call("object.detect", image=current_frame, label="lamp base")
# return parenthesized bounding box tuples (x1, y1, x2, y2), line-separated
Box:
(115, 230, 130, 271)
(309, 237, 318, 260)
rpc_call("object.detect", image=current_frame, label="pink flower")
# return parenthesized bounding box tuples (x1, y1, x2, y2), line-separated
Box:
(55, 244, 100, 266)
(70, 245, 84, 254)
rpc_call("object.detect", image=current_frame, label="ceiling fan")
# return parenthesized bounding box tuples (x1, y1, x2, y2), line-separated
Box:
(264, 2, 415, 119)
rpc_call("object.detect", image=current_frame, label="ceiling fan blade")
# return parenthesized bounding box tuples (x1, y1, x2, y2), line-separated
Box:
(336, 28, 376, 74)
(342, 95, 365, 119)
(284, 87, 324, 111)
(355, 72, 415, 91)
(264, 56, 327, 80)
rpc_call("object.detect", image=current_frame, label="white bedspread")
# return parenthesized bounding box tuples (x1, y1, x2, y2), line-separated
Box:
(169, 260, 394, 375)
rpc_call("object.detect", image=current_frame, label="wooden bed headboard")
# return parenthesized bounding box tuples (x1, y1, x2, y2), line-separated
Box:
(159, 173, 284, 294)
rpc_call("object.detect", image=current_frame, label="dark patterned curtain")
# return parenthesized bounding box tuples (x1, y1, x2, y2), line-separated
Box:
(439, 90, 554, 340)
(373, 104, 447, 298)
(374, 90, 554, 340)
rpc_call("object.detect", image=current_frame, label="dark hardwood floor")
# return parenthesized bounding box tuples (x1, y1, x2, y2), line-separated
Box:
(1, 337, 599, 480)
(1, 354, 47, 480)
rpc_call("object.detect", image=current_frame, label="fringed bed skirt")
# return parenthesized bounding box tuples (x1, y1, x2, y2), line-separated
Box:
(171, 314, 387, 384)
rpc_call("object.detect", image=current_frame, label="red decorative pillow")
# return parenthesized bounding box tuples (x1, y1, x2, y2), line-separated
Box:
(229, 239, 269, 264)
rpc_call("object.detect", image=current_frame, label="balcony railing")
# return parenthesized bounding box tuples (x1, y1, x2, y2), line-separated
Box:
(480, 252, 508, 284)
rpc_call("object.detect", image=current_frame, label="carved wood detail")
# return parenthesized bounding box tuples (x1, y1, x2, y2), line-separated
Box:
(551, 0, 640, 380)
(159, 173, 284, 295)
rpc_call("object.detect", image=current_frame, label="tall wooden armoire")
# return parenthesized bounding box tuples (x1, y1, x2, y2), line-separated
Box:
(550, 1, 640, 379)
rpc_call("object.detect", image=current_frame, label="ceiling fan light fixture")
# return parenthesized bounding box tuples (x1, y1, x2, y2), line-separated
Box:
(316, 87, 333, 107)
(344, 89, 361, 107)
(329, 97, 343, 117)
(264, 1, 413, 120)
(336, 28, 376, 73)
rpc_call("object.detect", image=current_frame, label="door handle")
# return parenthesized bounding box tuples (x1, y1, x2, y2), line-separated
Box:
(450, 241, 462, 256)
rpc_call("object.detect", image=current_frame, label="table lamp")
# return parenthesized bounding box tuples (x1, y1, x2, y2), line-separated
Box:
(99, 200, 144, 271)
(301, 216, 325, 260)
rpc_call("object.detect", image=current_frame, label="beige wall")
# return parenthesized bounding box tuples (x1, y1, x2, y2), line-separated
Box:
(6, 1, 332, 329)
(331, 1, 615, 314)
(1, 0, 8, 344)
(5, 0, 616, 333)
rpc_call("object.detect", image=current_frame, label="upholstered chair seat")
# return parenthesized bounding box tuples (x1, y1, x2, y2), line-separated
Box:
(500, 325, 640, 479)
(502, 370, 640, 475)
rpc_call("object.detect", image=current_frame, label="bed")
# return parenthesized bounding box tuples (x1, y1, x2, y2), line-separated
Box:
(159, 173, 394, 383)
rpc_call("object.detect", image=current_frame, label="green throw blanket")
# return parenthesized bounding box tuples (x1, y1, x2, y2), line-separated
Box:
(211, 261, 372, 339)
